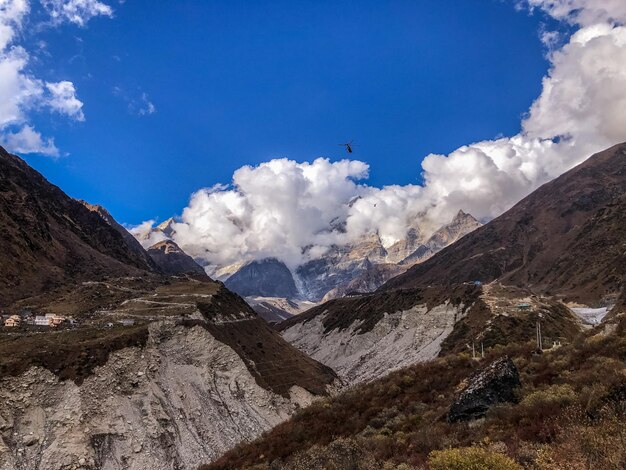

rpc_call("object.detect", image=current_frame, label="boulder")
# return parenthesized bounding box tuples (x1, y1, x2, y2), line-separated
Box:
(448, 356, 521, 423)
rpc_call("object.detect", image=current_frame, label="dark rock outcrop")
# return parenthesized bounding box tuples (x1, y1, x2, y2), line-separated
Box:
(448, 356, 521, 423)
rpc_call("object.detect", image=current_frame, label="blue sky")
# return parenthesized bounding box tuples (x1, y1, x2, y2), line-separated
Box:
(17, 0, 557, 224)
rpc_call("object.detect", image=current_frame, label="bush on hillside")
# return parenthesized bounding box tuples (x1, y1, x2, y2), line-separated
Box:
(428, 446, 522, 470)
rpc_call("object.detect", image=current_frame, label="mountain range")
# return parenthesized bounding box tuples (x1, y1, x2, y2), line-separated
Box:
(140, 207, 482, 322)
(2, 142, 626, 470)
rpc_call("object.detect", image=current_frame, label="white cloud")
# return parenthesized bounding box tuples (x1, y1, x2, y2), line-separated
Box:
(524, 0, 626, 26)
(0, 0, 28, 51)
(167, 158, 370, 267)
(113, 87, 157, 117)
(136, 0, 626, 270)
(0, 124, 58, 156)
(45, 80, 84, 120)
(0, 46, 43, 128)
(129, 219, 168, 248)
(0, 0, 111, 156)
(41, 0, 112, 26)
(133, 92, 156, 116)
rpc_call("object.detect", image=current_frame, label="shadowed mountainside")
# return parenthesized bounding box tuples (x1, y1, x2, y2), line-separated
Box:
(225, 258, 298, 298)
(0, 147, 156, 306)
(146, 239, 208, 276)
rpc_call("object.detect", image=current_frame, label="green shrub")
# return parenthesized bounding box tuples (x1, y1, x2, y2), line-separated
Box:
(520, 384, 577, 410)
(428, 446, 522, 470)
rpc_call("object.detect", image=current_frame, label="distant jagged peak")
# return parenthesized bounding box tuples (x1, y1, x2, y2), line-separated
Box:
(451, 209, 481, 225)
(148, 238, 183, 254)
(156, 217, 177, 237)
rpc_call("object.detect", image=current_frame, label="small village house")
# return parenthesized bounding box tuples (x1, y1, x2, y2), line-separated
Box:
(4, 315, 21, 328)
(45, 313, 66, 327)
(34, 314, 66, 327)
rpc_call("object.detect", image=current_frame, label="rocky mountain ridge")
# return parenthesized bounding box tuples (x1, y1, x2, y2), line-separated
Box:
(138, 208, 482, 305)
(0, 147, 156, 306)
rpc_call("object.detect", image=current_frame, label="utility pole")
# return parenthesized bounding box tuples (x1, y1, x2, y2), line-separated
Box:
(536, 313, 543, 351)
(481, 342, 484, 358)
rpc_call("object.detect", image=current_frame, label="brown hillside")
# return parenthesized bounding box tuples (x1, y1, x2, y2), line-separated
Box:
(0, 147, 156, 305)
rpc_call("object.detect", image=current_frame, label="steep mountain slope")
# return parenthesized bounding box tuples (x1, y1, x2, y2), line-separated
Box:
(318, 212, 482, 301)
(321, 263, 406, 301)
(383, 143, 626, 305)
(146, 239, 208, 276)
(225, 258, 298, 298)
(80, 200, 160, 271)
(244, 297, 317, 324)
(385, 227, 423, 263)
(279, 283, 580, 384)
(0, 147, 155, 306)
(134, 211, 481, 304)
(0, 279, 338, 469)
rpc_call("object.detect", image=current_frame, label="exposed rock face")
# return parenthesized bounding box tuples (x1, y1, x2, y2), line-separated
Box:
(134, 217, 177, 248)
(244, 297, 317, 324)
(147, 239, 207, 276)
(296, 256, 372, 302)
(0, 278, 338, 469)
(321, 263, 405, 302)
(0, 322, 334, 470)
(0, 147, 156, 306)
(401, 210, 482, 265)
(295, 234, 389, 302)
(155, 218, 176, 238)
(211, 260, 247, 281)
(386, 227, 424, 264)
(296, 214, 481, 302)
(138, 209, 481, 304)
(448, 356, 521, 423)
(280, 283, 581, 386)
(225, 258, 298, 298)
(279, 286, 481, 384)
(383, 143, 626, 306)
(282, 299, 467, 385)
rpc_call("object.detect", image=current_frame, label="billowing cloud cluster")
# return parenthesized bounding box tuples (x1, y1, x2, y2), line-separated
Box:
(0, 0, 111, 156)
(133, 0, 626, 270)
